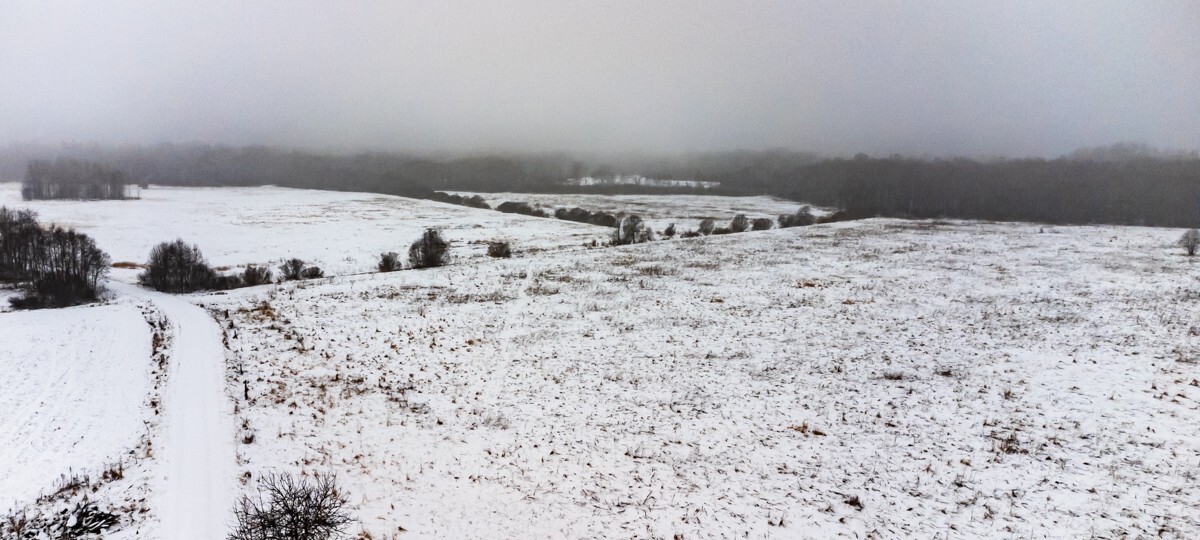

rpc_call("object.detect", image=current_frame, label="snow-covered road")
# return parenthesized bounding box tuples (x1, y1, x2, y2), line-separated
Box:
(108, 282, 236, 539)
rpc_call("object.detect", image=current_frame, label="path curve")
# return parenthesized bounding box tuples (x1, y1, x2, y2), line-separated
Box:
(109, 281, 236, 539)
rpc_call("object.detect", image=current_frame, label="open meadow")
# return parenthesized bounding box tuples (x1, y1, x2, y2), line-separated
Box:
(2, 187, 1199, 539)
(205, 217, 1200, 538)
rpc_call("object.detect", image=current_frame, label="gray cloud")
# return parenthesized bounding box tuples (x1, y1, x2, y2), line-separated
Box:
(1, 0, 1197, 156)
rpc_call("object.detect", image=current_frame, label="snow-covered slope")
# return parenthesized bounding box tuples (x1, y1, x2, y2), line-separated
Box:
(203, 219, 1200, 539)
(0, 303, 151, 512)
(0, 183, 609, 281)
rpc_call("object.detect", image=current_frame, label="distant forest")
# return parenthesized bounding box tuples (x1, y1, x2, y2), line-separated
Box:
(22, 158, 133, 200)
(1, 142, 1197, 227)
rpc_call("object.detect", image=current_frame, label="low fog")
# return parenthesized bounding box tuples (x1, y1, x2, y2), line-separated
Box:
(1, 1, 1197, 157)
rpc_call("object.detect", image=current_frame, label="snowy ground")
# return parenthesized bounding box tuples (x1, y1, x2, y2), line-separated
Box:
(0, 303, 152, 512)
(0, 183, 609, 281)
(447, 191, 827, 231)
(202, 219, 1200, 539)
(4, 184, 1198, 538)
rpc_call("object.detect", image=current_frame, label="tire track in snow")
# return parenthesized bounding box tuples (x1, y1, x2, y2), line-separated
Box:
(109, 281, 236, 539)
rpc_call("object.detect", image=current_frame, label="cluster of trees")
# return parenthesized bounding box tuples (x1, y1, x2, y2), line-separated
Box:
(554, 207, 618, 227)
(138, 241, 320, 293)
(0, 207, 110, 308)
(22, 159, 133, 200)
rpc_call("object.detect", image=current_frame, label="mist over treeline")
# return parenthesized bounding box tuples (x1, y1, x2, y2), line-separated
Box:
(2, 142, 1198, 228)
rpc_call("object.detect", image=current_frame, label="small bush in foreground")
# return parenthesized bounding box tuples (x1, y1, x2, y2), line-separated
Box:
(409, 228, 450, 268)
(139, 240, 214, 293)
(487, 241, 512, 258)
(1181, 229, 1200, 257)
(378, 252, 401, 272)
(228, 472, 352, 540)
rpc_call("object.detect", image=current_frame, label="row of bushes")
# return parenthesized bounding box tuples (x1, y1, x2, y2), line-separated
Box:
(613, 207, 841, 246)
(137, 240, 325, 293)
(555, 207, 618, 227)
(495, 201, 549, 218)
(0, 206, 110, 309)
(137, 229, 498, 293)
(429, 191, 490, 209)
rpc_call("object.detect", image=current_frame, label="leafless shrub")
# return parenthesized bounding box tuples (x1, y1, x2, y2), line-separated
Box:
(1180, 229, 1199, 256)
(613, 215, 653, 245)
(487, 241, 512, 258)
(409, 229, 450, 268)
(730, 214, 750, 232)
(228, 472, 353, 540)
(243, 265, 274, 286)
(279, 258, 307, 281)
(139, 240, 213, 292)
(378, 252, 401, 272)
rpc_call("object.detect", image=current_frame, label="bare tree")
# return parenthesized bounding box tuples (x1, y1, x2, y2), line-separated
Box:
(228, 472, 352, 540)
(139, 240, 213, 293)
(378, 252, 401, 272)
(409, 229, 450, 268)
(1181, 229, 1200, 256)
(279, 258, 306, 281)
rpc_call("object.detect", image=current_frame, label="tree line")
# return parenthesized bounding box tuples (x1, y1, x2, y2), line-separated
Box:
(4, 143, 1198, 227)
(713, 155, 1200, 227)
(0, 207, 110, 308)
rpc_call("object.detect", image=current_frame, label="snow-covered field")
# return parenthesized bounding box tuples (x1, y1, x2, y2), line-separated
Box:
(0, 183, 608, 281)
(201, 218, 1200, 538)
(4, 184, 1199, 538)
(449, 192, 824, 231)
(0, 303, 152, 512)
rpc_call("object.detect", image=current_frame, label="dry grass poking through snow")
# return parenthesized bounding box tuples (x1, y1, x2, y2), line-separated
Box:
(205, 219, 1200, 539)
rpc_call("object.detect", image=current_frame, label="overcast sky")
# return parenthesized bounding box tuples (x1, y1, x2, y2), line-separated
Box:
(1, 1, 1197, 157)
